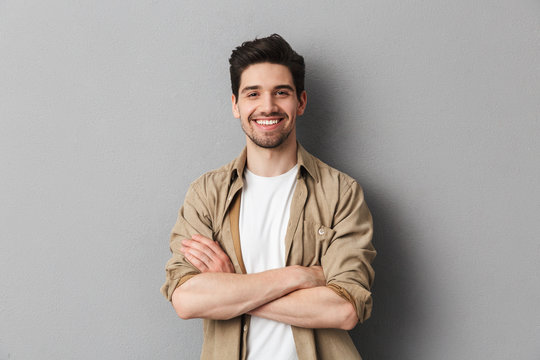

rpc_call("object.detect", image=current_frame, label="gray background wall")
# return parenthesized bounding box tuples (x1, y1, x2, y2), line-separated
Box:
(1, 1, 539, 359)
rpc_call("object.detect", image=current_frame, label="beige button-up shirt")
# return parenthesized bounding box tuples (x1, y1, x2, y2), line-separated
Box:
(161, 143, 376, 360)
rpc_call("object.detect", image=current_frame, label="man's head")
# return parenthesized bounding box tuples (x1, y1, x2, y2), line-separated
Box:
(229, 34, 305, 102)
(229, 35, 307, 150)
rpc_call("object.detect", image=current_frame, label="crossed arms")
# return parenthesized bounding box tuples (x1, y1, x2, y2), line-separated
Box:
(172, 235, 359, 330)
(162, 179, 375, 331)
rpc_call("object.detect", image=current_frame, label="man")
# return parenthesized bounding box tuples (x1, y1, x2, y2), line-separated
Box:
(161, 34, 375, 360)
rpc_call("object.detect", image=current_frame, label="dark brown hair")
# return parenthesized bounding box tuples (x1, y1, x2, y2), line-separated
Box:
(229, 34, 305, 102)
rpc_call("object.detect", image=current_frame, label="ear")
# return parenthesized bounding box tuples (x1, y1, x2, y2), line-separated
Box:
(296, 90, 307, 116)
(231, 94, 240, 118)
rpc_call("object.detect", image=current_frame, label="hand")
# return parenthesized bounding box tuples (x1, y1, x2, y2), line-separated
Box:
(180, 234, 235, 273)
(296, 265, 326, 289)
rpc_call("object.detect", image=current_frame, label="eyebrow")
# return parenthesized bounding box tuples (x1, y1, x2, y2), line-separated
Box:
(240, 84, 295, 94)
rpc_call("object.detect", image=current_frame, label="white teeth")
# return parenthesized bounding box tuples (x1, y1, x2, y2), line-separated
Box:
(255, 119, 280, 125)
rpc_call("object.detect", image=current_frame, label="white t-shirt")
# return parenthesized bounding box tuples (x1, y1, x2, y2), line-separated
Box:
(239, 165, 299, 360)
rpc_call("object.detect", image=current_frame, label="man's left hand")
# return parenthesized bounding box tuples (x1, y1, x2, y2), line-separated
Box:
(180, 234, 235, 273)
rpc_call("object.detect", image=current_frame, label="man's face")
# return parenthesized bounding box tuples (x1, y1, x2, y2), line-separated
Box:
(232, 62, 307, 149)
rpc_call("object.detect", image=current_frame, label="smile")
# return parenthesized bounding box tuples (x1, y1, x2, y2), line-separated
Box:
(255, 119, 281, 125)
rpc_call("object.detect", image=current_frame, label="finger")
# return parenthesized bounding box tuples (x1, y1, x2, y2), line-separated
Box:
(192, 234, 214, 245)
(188, 237, 229, 264)
(186, 243, 234, 273)
(192, 234, 224, 254)
(186, 247, 213, 265)
(183, 239, 219, 259)
(184, 237, 214, 252)
(184, 251, 209, 272)
(191, 235, 231, 262)
(186, 248, 229, 273)
(187, 236, 235, 273)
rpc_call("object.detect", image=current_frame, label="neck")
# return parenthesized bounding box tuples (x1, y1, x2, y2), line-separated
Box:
(245, 136, 297, 177)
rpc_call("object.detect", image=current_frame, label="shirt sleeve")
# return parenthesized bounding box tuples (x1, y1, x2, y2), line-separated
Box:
(321, 180, 376, 323)
(160, 182, 214, 301)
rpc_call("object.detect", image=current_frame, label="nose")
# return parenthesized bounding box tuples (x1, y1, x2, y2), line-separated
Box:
(260, 93, 278, 114)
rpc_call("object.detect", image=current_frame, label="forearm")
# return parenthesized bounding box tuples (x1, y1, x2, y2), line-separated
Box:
(172, 266, 312, 320)
(248, 286, 358, 330)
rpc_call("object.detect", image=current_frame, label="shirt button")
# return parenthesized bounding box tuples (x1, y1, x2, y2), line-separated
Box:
(318, 228, 325, 235)
(243, 325, 248, 332)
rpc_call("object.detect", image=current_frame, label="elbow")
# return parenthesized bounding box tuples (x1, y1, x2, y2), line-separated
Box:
(341, 314, 359, 331)
(174, 306, 194, 320)
(171, 286, 195, 320)
(171, 285, 235, 321)
(339, 302, 359, 330)
(176, 311, 193, 320)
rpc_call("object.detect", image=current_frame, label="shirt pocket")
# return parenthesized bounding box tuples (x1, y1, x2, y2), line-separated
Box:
(300, 220, 336, 266)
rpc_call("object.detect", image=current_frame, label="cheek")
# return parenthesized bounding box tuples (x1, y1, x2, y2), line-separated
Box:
(284, 101, 300, 114)
(242, 105, 257, 118)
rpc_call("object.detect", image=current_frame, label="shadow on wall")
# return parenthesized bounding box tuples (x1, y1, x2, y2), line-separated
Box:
(297, 61, 428, 359)
(349, 193, 425, 360)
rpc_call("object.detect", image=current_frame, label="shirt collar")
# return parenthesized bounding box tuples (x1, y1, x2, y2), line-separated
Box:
(229, 142, 320, 184)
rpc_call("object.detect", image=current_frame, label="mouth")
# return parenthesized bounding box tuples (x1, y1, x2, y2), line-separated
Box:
(250, 115, 286, 129)
(254, 118, 281, 125)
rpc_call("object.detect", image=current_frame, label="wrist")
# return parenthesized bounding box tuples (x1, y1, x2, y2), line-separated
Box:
(286, 265, 310, 290)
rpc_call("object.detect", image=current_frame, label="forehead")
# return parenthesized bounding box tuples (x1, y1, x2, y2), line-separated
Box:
(239, 63, 295, 89)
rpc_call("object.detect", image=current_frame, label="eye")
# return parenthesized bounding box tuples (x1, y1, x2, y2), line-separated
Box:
(276, 90, 290, 96)
(247, 92, 258, 98)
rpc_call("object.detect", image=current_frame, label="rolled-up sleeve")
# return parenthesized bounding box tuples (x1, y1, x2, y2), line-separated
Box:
(322, 180, 376, 323)
(160, 182, 214, 301)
